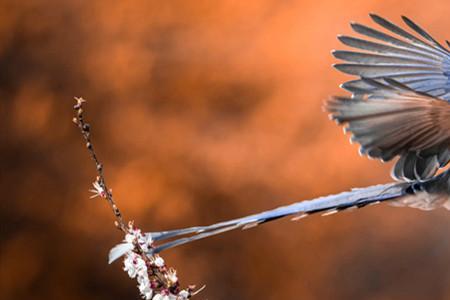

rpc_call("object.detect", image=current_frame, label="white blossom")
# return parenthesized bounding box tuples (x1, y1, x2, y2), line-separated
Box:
(89, 181, 105, 198)
(166, 269, 178, 284)
(153, 294, 171, 300)
(135, 257, 147, 277)
(123, 252, 148, 279)
(108, 224, 190, 300)
(137, 233, 153, 252)
(123, 252, 139, 278)
(177, 290, 189, 299)
(122, 251, 155, 299)
(138, 278, 153, 299)
(151, 255, 165, 268)
(123, 228, 153, 252)
(125, 233, 135, 244)
(110, 226, 155, 264)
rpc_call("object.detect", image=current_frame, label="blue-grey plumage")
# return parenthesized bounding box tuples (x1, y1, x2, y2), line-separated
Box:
(327, 78, 450, 181)
(332, 14, 450, 181)
(147, 170, 449, 254)
(145, 15, 450, 254)
(333, 14, 450, 101)
(148, 184, 407, 253)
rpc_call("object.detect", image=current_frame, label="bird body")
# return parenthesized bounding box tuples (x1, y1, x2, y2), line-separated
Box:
(145, 15, 450, 254)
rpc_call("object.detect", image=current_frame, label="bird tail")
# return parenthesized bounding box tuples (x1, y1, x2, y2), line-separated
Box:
(147, 182, 410, 254)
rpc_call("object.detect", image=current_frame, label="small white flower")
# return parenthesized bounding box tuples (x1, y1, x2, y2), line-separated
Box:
(89, 181, 106, 198)
(151, 255, 165, 268)
(166, 269, 178, 284)
(125, 233, 136, 244)
(137, 274, 147, 284)
(123, 252, 148, 279)
(138, 234, 153, 252)
(135, 259, 148, 278)
(138, 278, 153, 299)
(131, 227, 142, 236)
(141, 289, 153, 300)
(74, 96, 86, 104)
(123, 253, 139, 278)
(177, 290, 189, 299)
(153, 294, 170, 300)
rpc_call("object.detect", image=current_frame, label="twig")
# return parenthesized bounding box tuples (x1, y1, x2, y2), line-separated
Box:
(72, 97, 196, 299)
(72, 97, 127, 232)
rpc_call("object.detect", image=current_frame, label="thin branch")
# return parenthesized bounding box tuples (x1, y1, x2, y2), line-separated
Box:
(72, 97, 196, 299)
(72, 97, 127, 232)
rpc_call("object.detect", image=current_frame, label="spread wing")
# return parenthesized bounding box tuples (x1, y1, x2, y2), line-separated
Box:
(326, 78, 450, 181)
(333, 14, 450, 101)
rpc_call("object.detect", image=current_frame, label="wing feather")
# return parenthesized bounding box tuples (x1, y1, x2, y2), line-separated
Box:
(334, 14, 450, 100)
(326, 79, 450, 181)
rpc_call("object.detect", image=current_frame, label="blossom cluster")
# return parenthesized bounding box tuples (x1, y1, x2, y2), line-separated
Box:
(76, 101, 198, 299)
(109, 222, 192, 300)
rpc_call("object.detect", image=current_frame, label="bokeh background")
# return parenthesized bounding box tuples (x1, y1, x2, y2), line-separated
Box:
(1, 1, 450, 299)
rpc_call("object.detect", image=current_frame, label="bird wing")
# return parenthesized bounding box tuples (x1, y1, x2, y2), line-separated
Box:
(333, 14, 450, 101)
(326, 78, 450, 181)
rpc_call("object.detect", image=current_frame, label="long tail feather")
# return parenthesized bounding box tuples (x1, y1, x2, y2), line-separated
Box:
(147, 182, 408, 254)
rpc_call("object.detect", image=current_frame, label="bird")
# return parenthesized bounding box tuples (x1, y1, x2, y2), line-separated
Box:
(145, 14, 450, 254)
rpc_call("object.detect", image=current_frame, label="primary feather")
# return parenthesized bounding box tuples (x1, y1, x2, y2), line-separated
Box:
(326, 78, 450, 181)
(332, 15, 450, 181)
(334, 14, 450, 100)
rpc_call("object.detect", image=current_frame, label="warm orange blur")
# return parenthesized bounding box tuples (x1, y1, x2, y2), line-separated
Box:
(1, 1, 450, 299)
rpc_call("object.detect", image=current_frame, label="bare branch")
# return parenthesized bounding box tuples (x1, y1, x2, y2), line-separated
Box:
(72, 97, 127, 232)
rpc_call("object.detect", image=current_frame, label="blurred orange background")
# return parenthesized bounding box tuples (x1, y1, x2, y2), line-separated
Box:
(1, 1, 450, 299)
